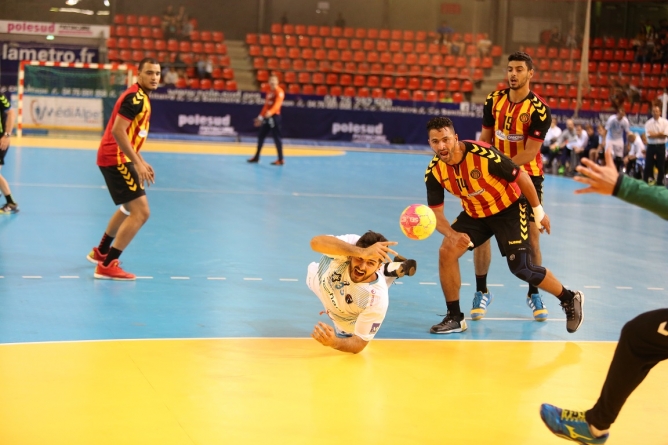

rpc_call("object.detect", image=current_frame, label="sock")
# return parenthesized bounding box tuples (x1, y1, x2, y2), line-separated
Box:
(557, 287, 574, 303)
(446, 300, 462, 316)
(102, 247, 122, 267)
(528, 284, 539, 296)
(5, 194, 15, 205)
(589, 424, 609, 438)
(475, 274, 488, 293)
(97, 233, 115, 254)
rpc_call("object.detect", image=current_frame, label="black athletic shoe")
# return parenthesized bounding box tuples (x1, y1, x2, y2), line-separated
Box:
(383, 256, 417, 278)
(561, 290, 584, 333)
(247, 157, 259, 163)
(430, 312, 467, 334)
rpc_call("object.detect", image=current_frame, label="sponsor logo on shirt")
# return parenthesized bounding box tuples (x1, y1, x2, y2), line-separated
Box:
(507, 134, 524, 142)
(369, 323, 381, 334)
(345, 294, 353, 304)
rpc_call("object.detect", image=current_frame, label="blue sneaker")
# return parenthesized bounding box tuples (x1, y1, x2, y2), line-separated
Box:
(540, 404, 609, 444)
(527, 293, 548, 321)
(470, 291, 493, 321)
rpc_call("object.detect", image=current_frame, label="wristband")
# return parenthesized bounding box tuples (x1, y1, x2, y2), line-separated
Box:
(2, 132, 9, 138)
(532, 205, 545, 229)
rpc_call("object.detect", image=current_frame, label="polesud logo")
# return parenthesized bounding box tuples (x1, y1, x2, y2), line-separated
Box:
(331, 122, 388, 144)
(178, 113, 237, 136)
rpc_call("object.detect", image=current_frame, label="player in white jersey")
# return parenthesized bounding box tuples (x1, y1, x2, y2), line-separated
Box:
(604, 109, 630, 172)
(307, 231, 417, 354)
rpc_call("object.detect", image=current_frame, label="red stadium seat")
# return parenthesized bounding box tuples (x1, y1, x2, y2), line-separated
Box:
(343, 86, 356, 97)
(384, 88, 397, 99)
(452, 92, 464, 103)
(226, 80, 237, 91)
(355, 28, 367, 39)
(412, 90, 425, 101)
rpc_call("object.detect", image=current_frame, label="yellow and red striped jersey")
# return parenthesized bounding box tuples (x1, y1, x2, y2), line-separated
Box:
(97, 83, 151, 167)
(482, 88, 550, 176)
(425, 140, 522, 218)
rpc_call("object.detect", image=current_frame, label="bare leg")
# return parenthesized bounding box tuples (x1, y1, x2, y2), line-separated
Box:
(110, 195, 150, 251)
(0, 168, 11, 196)
(438, 237, 468, 303)
(473, 239, 491, 276)
(104, 209, 128, 238)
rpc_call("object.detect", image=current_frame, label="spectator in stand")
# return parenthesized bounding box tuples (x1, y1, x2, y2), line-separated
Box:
(550, 119, 585, 176)
(163, 66, 179, 87)
(581, 124, 600, 166)
(450, 33, 466, 56)
(334, 13, 346, 28)
(644, 105, 668, 186)
(196, 56, 207, 79)
(624, 132, 645, 179)
(162, 5, 176, 39)
(542, 118, 562, 173)
(547, 27, 562, 48)
(181, 14, 193, 39)
(437, 21, 454, 45)
(477, 33, 492, 58)
(564, 28, 580, 49)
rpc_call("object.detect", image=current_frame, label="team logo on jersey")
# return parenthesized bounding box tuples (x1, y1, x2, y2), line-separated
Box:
(369, 323, 381, 334)
(345, 294, 353, 304)
(507, 134, 525, 142)
(519, 113, 530, 123)
(331, 272, 342, 282)
(471, 169, 482, 179)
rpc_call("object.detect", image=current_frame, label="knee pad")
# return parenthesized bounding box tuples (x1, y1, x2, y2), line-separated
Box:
(507, 249, 546, 286)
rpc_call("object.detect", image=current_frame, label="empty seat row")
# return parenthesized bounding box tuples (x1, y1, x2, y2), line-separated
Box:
(107, 38, 227, 55)
(174, 78, 237, 91)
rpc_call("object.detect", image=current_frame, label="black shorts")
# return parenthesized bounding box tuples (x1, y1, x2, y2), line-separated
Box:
(451, 198, 531, 257)
(528, 175, 544, 222)
(99, 163, 146, 206)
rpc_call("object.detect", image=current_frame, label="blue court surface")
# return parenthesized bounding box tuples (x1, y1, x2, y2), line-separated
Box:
(1, 139, 667, 344)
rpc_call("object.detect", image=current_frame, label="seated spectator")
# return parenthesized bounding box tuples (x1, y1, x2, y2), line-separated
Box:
(196, 55, 208, 79)
(542, 118, 562, 171)
(163, 66, 179, 87)
(450, 33, 465, 56)
(624, 132, 646, 179)
(581, 124, 600, 165)
(437, 21, 454, 45)
(594, 124, 606, 164)
(547, 26, 562, 48)
(477, 33, 492, 58)
(181, 14, 193, 39)
(550, 119, 586, 176)
(570, 123, 589, 176)
(564, 28, 580, 49)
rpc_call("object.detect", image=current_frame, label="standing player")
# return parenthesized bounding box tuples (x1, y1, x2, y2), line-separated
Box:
(0, 92, 18, 214)
(308, 231, 417, 353)
(247, 74, 285, 166)
(473, 51, 552, 323)
(86, 58, 160, 280)
(604, 108, 630, 173)
(643, 105, 668, 185)
(423, 117, 583, 335)
(540, 149, 668, 445)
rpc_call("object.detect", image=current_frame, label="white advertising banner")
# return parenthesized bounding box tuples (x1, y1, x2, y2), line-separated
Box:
(0, 20, 109, 39)
(23, 96, 103, 130)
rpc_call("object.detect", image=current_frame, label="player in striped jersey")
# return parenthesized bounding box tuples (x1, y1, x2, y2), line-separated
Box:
(423, 117, 583, 335)
(86, 58, 160, 280)
(473, 51, 552, 323)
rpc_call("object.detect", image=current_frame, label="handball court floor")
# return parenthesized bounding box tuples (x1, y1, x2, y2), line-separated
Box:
(0, 136, 667, 445)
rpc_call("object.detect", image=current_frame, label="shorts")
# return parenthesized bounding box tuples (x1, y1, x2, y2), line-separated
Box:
(605, 139, 624, 158)
(451, 198, 531, 257)
(99, 163, 146, 206)
(528, 175, 544, 223)
(0, 144, 9, 165)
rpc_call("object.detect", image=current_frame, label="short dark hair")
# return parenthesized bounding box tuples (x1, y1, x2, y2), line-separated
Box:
(138, 58, 160, 72)
(508, 51, 534, 71)
(355, 231, 388, 248)
(426, 116, 455, 134)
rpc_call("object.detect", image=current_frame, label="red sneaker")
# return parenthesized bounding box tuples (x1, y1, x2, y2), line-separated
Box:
(86, 247, 108, 264)
(94, 260, 136, 280)
(270, 159, 284, 166)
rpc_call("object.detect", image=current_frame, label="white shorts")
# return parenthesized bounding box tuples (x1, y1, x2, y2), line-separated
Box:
(605, 139, 625, 158)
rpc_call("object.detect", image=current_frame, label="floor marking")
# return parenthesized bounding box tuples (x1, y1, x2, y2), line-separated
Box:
(0, 276, 4, 278)
(616, 286, 632, 289)
(584, 285, 601, 289)
(171, 277, 190, 280)
(279, 278, 298, 282)
(482, 317, 567, 322)
(394, 281, 403, 285)
(488, 284, 505, 287)
(59, 276, 80, 279)
(648, 287, 664, 291)
(244, 278, 263, 281)
(207, 277, 226, 280)
(135, 276, 153, 279)
(461, 282, 470, 286)
(519, 284, 529, 287)
(22, 276, 42, 279)
(419, 282, 437, 285)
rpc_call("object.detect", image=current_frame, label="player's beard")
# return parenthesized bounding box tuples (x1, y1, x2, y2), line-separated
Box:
(509, 75, 528, 91)
(350, 264, 374, 283)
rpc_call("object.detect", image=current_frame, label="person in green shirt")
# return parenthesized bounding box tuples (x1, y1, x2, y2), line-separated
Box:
(0, 92, 18, 214)
(539, 149, 668, 444)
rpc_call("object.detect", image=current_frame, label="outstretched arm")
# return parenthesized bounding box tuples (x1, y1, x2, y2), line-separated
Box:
(310, 235, 397, 263)
(311, 322, 368, 354)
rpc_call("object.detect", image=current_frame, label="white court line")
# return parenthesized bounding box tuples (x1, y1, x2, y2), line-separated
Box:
(136, 276, 153, 279)
(0, 276, 4, 278)
(171, 277, 190, 280)
(584, 285, 601, 289)
(59, 276, 80, 279)
(207, 277, 226, 280)
(419, 282, 437, 285)
(462, 282, 470, 286)
(244, 278, 262, 281)
(394, 281, 403, 285)
(519, 284, 529, 287)
(22, 276, 42, 279)
(648, 287, 664, 291)
(616, 286, 632, 289)
(488, 284, 504, 287)
(279, 278, 298, 282)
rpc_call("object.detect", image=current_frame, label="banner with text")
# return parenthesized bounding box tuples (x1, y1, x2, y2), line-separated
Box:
(22, 96, 103, 131)
(0, 20, 109, 39)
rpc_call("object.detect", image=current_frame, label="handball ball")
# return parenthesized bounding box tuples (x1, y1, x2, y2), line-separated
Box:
(399, 204, 437, 240)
